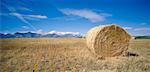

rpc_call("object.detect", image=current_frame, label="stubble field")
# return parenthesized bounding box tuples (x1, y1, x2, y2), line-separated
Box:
(0, 38, 150, 72)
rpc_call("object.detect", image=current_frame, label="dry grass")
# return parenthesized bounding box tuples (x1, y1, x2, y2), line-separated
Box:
(0, 38, 150, 72)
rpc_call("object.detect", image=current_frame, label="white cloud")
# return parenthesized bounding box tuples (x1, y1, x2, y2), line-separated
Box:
(4, 4, 32, 12)
(6, 6, 16, 12)
(1, 4, 47, 31)
(140, 23, 147, 25)
(123, 27, 133, 30)
(10, 12, 48, 19)
(22, 26, 29, 30)
(25, 15, 48, 19)
(36, 29, 47, 35)
(35, 29, 80, 35)
(10, 13, 29, 23)
(0, 12, 48, 31)
(48, 30, 80, 35)
(59, 8, 111, 22)
(122, 26, 150, 31)
(8, 12, 48, 31)
(52, 16, 81, 21)
(19, 7, 32, 11)
(9, 13, 37, 30)
(134, 28, 150, 31)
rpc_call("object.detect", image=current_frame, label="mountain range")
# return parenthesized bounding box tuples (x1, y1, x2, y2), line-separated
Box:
(0, 32, 82, 38)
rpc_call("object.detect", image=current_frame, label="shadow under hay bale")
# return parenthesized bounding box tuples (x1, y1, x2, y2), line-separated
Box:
(123, 52, 139, 57)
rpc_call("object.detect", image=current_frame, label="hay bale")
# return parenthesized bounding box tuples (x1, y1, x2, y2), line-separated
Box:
(86, 24, 131, 57)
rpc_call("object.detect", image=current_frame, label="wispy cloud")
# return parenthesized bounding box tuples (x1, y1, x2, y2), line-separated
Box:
(9, 13, 37, 30)
(10, 13, 48, 19)
(25, 15, 48, 19)
(1, 3, 47, 31)
(123, 27, 133, 30)
(134, 28, 150, 31)
(123, 26, 150, 31)
(1, 12, 48, 30)
(140, 23, 148, 25)
(10, 13, 29, 24)
(59, 8, 111, 22)
(22, 26, 29, 30)
(19, 7, 33, 11)
(3, 2, 32, 12)
(52, 16, 81, 21)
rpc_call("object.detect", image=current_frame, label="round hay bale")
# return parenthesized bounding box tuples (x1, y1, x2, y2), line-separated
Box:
(86, 24, 131, 57)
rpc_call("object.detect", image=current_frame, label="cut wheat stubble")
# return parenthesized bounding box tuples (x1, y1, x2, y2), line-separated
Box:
(86, 24, 131, 57)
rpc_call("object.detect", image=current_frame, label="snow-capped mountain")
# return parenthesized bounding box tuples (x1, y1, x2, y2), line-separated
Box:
(0, 31, 82, 38)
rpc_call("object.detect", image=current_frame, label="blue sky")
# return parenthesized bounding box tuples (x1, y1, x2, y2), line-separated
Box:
(0, 0, 150, 36)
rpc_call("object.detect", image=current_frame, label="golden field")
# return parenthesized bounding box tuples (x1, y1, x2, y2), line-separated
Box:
(0, 38, 150, 72)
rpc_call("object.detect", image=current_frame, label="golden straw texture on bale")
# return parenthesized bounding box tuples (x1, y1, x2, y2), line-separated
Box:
(86, 24, 131, 57)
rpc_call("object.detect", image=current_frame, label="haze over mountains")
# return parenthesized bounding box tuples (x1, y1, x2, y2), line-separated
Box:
(0, 31, 82, 38)
(1, 31, 150, 39)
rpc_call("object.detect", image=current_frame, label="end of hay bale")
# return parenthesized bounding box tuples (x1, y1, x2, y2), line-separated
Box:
(86, 24, 131, 57)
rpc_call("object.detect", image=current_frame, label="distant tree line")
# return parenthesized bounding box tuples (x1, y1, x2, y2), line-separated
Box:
(135, 36, 150, 39)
